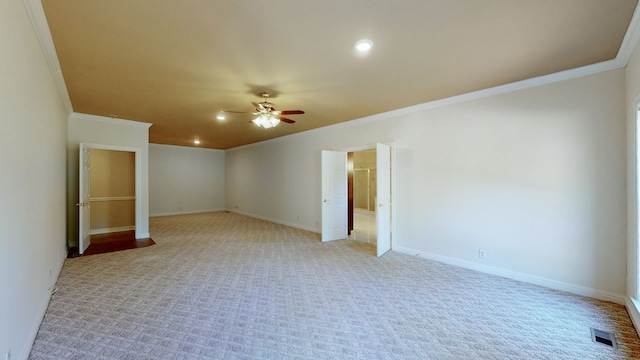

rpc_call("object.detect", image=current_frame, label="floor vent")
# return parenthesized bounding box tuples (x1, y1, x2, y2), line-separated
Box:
(591, 328, 617, 349)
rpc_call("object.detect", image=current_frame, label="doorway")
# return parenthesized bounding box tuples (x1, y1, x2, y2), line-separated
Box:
(321, 143, 393, 257)
(89, 148, 136, 235)
(78, 143, 144, 254)
(350, 149, 378, 244)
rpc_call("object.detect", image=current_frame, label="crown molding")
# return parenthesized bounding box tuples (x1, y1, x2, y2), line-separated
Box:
(70, 112, 152, 129)
(149, 143, 225, 153)
(22, 0, 73, 115)
(616, 1, 640, 66)
(230, 6, 640, 151)
(23, 0, 640, 149)
(347, 59, 624, 126)
(227, 57, 624, 152)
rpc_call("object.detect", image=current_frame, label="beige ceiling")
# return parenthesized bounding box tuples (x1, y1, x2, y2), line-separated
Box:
(42, 0, 637, 149)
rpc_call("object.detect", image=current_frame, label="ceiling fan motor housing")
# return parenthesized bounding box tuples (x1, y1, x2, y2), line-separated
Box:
(258, 102, 276, 112)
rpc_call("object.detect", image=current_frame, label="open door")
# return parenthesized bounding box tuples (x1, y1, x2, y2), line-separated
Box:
(321, 150, 347, 242)
(376, 143, 391, 257)
(78, 143, 91, 254)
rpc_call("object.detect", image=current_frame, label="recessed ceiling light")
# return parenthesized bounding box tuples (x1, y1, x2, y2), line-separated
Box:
(194, 140, 200, 145)
(217, 114, 226, 120)
(354, 39, 373, 52)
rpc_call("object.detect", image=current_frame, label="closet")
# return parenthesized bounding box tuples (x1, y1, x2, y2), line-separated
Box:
(89, 149, 135, 235)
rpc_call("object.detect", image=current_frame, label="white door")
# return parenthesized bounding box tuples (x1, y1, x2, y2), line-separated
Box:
(78, 144, 91, 254)
(376, 143, 391, 257)
(321, 150, 347, 242)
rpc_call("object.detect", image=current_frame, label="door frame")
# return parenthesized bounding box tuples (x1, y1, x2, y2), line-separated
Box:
(80, 143, 144, 239)
(326, 142, 397, 251)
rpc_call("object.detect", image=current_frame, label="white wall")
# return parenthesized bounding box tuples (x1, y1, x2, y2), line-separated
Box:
(67, 114, 152, 246)
(0, 1, 69, 358)
(226, 69, 627, 301)
(149, 144, 226, 216)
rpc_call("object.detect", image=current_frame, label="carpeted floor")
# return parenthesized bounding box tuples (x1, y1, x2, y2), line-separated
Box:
(29, 212, 640, 359)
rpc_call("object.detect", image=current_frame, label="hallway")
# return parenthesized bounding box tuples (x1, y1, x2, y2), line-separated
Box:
(350, 208, 377, 244)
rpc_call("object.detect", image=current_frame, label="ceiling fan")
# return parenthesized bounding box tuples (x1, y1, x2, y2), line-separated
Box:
(222, 92, 304, 129)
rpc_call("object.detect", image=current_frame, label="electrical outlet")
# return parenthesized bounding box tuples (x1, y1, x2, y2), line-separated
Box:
(478, 249, 487, 259)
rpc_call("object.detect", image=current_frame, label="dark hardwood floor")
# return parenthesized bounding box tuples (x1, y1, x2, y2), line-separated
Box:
(68, 230, 155, 257)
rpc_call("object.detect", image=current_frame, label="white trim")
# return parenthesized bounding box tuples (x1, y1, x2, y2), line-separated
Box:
(134, 149, 144, 240)
(631, 100, 640, 301)
(80, 143, 146, 240)
(81, 143, 140, 153)
(90, 226, 135, 235)
(627, 97, 640, 327)
(339, 144, 377, 153)
(627, 297, 640, 334)
(617, 3, 640, 64)
(230, 4, 640, 154)
(626, 94, 640, 340)
(149, 143, 225, 153)
(223, 0, 640, 152)
(228, 60, 624, 153)
(150, 208, 227, 217)
(338, 142, 397, 254)
(22, 0, 73, 116)
(70, 112, 152, 129)
(90, 196, 135, 202)
(229, 209, 320, 234)
(150, 209, 321, 234)
(21, 248, 65, 360)
(23, 0, 640, 154)
(316, 143, 396, 246)
(390, 143, 397, 252)
(23, 287, 54, 360)
(393, 245, 626, 305)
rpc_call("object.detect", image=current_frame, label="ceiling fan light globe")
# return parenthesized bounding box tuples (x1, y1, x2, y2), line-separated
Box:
(252, 114, 280, 129)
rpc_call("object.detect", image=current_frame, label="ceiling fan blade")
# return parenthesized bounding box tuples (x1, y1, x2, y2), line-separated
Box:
(251, 101, 264, 110)
(280, 110, 305, 115)
(278, 117, 296, 124)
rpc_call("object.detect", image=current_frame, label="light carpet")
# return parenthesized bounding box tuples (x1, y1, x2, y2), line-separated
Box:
(29, 212, 640, 359)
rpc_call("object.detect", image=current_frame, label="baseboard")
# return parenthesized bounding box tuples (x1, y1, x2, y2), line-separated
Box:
(21, 249, 66, 360)
(90, 226, 135, 235)
(229, 209, 320, 233)
(20, 288, 52, 360)
(149, 208, 226, 217)
(627, 297, 640, 335)
(393, 245, 626, 305)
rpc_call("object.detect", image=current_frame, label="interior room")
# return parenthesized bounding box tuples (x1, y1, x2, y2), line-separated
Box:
(5, 1, 640, 359)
